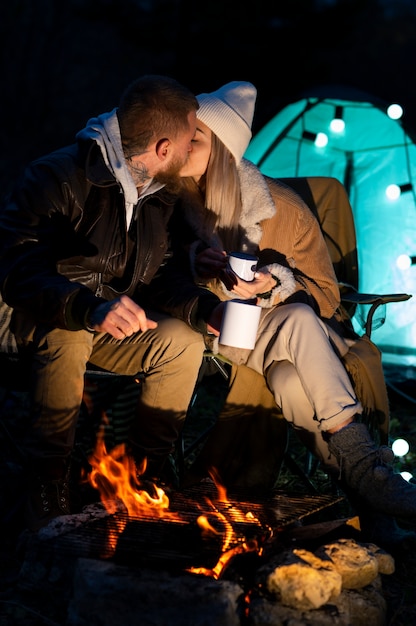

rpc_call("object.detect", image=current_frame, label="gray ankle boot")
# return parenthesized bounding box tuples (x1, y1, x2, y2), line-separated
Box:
(328, 422, 416, 519)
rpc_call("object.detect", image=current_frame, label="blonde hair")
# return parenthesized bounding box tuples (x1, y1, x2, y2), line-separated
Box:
(181, 134, 243, 252)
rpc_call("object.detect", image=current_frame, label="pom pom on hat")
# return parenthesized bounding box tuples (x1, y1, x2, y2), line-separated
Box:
(197, 81, 257, 164)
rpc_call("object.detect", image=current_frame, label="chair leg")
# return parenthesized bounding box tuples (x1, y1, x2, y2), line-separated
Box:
(282, 451, 321, 494)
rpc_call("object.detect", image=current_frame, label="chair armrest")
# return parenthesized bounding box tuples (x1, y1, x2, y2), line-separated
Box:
(341, 292, 412, 305)
(340, 288, 412, 338)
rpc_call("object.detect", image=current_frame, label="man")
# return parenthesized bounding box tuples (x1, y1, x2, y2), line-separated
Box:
(0, 75, 222, 531)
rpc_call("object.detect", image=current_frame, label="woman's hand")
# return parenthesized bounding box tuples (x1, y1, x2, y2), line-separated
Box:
(228, 269, 276, 299)
(195, 247, 228, 279)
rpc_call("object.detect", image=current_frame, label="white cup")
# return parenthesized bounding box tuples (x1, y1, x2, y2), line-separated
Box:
(228, 252, 258, 282)
(219, 300, 261, 350)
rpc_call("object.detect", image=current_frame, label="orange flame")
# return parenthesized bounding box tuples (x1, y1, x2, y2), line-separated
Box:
(187, 538, 261, 579)
(85, 429, 265, 576)
(86, 427, 180, 520)
(184, 469, 268, 578)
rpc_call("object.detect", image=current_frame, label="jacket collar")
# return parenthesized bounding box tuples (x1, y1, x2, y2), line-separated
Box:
(82, 140, 118, 187)
(237, 158, 276, 253)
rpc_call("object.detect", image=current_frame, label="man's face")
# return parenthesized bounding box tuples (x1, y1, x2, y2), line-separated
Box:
(154, 110, 197, 191)
(154, 153, 187, 192)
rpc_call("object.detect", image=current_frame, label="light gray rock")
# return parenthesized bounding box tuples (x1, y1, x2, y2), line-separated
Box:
(315, 538, 380, 589)
(248, 580, 387, 626)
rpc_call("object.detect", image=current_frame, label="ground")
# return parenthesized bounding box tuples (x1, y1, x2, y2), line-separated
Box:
(0, 362, 415, 624)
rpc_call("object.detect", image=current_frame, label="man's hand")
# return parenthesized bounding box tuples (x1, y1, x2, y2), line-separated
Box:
(87, 295, 157, 339)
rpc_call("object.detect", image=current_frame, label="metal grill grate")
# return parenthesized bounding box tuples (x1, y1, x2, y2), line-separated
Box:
(36, 482, 344, 571)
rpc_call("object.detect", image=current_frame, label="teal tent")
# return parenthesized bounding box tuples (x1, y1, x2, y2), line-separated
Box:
(245, 88, 416, 366)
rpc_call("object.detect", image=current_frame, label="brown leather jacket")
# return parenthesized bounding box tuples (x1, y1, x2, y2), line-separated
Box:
(0, 139, 220, 336)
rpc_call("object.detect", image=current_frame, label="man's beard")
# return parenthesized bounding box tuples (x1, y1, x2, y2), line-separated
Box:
(154, 154, 185, 194)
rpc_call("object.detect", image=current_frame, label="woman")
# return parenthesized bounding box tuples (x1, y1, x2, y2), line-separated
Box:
(176, 81, 416, 540)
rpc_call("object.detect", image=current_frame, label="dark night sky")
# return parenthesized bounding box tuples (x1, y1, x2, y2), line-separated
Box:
(1, 0, 416, 198)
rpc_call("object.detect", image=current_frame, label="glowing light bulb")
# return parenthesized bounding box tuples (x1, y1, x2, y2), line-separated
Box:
(386, 182, 413, 200)
(330, 105, 345, 133)
(396, 254, 412, 270)
(392, 437, 410, 457)
(329, 118, 345, 133)
(315, 132, 328, 148)
(302, 130, 328, 148)
(400, 471, 413, 482)
(387, 104, 403, 120)
(386, 184, 401, 200)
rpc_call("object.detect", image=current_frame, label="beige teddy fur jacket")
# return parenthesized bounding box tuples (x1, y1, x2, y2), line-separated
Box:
(184, 159, 341, 318)
(181, 162, 390, 490)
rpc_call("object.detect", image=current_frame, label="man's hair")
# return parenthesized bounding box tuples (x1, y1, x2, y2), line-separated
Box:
(118, 75, 198, 156)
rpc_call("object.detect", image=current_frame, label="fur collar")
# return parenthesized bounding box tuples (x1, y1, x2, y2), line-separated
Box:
(236, 159, 276, 253)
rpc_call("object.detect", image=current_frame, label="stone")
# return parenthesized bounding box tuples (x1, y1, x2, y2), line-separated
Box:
(315, 538, 380, 589)
(266, 548, 342, 610)
(363, 542, 396, 575)
(66, 558, 244, 626)
(249, 579, 387, 626)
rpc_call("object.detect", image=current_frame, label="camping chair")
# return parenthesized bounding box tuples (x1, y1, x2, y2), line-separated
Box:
(178, 176, 412, 493)
(280, 177, 412, 340)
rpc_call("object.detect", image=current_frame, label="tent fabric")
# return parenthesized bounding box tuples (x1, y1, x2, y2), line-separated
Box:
(245, 90, 416, 365)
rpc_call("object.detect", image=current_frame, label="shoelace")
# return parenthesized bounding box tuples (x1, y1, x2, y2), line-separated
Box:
(39, 480, 70, 513)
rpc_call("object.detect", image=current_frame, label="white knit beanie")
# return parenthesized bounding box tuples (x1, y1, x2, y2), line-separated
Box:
(197, 81, 257, 164)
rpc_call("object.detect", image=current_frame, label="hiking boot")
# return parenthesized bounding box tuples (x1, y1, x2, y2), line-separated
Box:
(328, 421, 416, 519)
(25, 476, 71, 532)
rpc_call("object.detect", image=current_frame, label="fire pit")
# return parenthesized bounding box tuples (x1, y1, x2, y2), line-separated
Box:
(14, 432, 374, 626)
(14, 482, 387, 626)
(18, 479, 344, 582)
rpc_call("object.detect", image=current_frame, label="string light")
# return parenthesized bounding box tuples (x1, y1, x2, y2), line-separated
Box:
(396, 254, 416, 270)
(302, 130, 328, 148)
(329, 105, 345, 133)
(392, 437, 410, 457)
(387, 103, 403, 120)
(385, 182, 413, 200)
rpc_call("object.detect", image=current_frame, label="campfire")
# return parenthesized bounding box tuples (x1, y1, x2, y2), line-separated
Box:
(14, 418, 345, 588)
(83, 426, 273, 577)
(16, 425, 390, 626)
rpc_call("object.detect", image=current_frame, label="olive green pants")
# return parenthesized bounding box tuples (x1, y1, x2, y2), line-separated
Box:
(19, 313, 205, 478)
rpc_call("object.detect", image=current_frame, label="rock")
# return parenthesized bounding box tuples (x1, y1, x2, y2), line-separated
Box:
(315, 538, 380, 589)
(67, 558, 244, 626)
(363, 542, 395, 575)
(266, 548, 342, 610)
(249, 579, 387, 626)
(262, 538, 395, 612)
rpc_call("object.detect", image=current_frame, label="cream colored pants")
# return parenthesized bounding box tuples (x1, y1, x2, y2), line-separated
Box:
(219, 302, 362, 472)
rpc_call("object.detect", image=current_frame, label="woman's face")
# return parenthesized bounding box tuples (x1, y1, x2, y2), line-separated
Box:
(180, 119, 212, 181)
